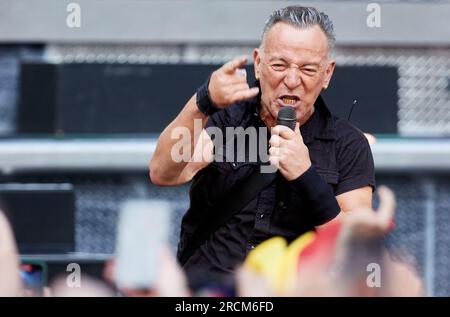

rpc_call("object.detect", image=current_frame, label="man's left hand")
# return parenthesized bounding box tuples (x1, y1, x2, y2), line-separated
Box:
(269, 123, 311, 181)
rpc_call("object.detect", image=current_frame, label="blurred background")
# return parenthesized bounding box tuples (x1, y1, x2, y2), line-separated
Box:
(0, 0, 449, 295)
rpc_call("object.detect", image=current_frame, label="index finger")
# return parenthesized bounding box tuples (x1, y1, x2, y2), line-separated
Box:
(376, 185, 396, 230)
(222, 56, 248, 74)
(272, 125, 297, 139)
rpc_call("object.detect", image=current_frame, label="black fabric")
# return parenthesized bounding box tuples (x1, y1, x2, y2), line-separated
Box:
(177, 89, 376, 281)
(289, 165, 341, 226)
(196, 76, 220, 116)
(179, 165, 276, 266)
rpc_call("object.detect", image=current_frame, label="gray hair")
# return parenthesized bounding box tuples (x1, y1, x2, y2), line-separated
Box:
(261, 6, 336, 52)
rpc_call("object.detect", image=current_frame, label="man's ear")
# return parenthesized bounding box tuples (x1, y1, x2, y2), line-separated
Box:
(323, 59, 336, 90)
(253, 48, 261, 80)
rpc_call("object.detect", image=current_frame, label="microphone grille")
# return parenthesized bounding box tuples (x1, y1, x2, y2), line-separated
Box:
(277, 106, 296, 130)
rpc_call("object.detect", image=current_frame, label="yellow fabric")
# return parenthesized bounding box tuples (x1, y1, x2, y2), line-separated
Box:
(244, 232, 316, 294)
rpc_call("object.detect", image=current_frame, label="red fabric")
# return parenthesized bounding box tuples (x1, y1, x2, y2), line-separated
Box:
(298, 221, 342, 267)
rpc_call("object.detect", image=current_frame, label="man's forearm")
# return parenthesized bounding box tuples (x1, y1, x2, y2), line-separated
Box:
(150, 94, 208, 185)
(150, 56, 259, 185)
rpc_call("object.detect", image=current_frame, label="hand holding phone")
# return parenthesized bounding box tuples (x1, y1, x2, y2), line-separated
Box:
(114, 200, 171, 292)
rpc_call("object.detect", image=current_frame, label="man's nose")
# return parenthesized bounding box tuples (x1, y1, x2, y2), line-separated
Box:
(283, 67, 302, 89)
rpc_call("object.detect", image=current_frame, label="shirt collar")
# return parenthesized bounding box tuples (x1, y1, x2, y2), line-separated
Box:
(301, 94, 336, 144)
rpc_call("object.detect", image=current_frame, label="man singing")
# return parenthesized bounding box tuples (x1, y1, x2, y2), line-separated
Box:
(150, 6, 375, 283)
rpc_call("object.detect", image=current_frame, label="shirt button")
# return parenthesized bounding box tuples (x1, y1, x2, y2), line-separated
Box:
(260, 213, 264, 219)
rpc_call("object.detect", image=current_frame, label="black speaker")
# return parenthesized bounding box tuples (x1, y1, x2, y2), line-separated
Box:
(17, 63, 58, 133)
(18, 62, 224, 135)
(17, 62, 397, 135)
(0, 184, 75, 254)
(322, 65, 398, 134)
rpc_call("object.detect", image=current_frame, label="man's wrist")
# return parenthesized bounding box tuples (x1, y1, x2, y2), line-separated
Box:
(196, 77, 220, 116)
(289, 165, 341, 225)
(290, 165, 332, 201)
(286, 162, 312, 181)
(290, 165, 320, 193)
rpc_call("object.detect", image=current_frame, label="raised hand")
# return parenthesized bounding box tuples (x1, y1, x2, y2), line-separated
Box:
(208, 56, 260, 108)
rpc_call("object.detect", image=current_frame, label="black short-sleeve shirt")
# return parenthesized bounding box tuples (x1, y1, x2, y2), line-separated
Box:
(177, 92, 375, 283)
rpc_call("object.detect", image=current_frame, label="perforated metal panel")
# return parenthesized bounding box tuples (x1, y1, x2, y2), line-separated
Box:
(0, 45, 43, 134)
(73, 175, 189, 254)
(435, 177, 450, 296)
(0, 47, 21, 134)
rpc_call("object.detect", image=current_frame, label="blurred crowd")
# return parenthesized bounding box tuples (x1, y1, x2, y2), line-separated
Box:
(0, 186, 423, 297)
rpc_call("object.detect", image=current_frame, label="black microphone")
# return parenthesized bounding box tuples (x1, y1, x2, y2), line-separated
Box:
(277, 106, 296, 130)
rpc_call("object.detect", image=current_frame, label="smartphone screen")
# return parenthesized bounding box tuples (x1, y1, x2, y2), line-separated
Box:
(20, 261, 47, 297)
(114, 200, 171, 291)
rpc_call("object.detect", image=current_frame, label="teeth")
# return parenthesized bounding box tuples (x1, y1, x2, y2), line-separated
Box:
(282, 97, 297, 105)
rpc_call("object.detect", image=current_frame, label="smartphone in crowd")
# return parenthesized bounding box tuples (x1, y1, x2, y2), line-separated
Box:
(20, 260, 47, 297)
(114, 199, 171, 292)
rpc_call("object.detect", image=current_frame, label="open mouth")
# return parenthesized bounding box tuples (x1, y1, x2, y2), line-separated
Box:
(278, 95, 300, 106)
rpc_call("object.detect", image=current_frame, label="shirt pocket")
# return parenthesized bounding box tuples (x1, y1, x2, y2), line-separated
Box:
(205, 161, 258, 203)
(316, 168, 339, 193)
